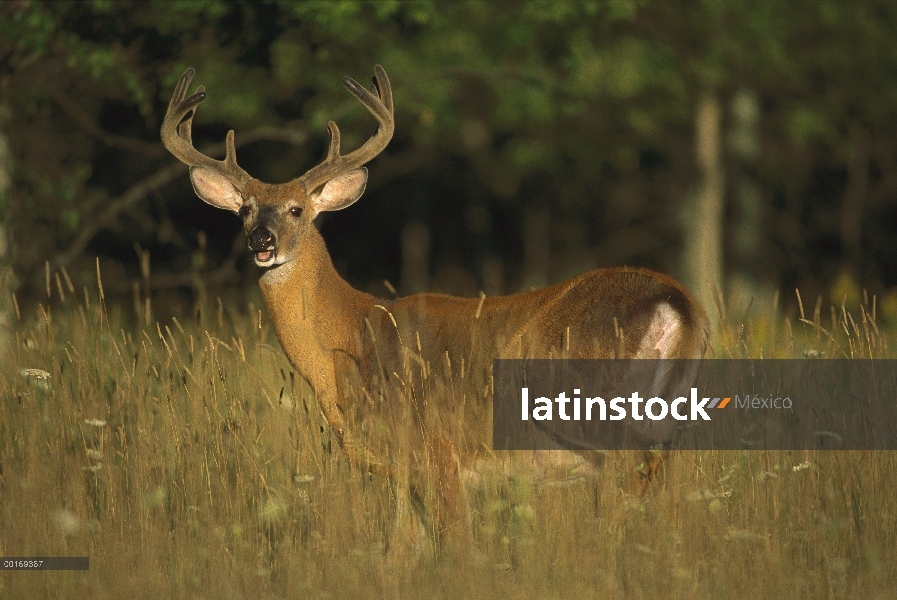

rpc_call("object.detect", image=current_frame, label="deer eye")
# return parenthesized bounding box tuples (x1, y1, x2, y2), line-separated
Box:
(289, 206, 303, 218)
(238, 205, 251, 217)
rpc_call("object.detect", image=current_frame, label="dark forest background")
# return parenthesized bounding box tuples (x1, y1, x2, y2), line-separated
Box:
(2, 0, 896, 325)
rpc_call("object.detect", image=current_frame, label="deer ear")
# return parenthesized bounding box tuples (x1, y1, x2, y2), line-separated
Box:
(310, 168, 368, 214)
(189, 167, 242, 213)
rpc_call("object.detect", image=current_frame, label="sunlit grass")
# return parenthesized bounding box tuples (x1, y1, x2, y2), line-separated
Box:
(1, 276, 896, 598)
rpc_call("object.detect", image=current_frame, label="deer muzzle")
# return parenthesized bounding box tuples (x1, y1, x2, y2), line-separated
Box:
(248, 227, 276, 264)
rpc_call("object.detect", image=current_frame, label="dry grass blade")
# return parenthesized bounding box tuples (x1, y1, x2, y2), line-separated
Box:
(0, 288, 895, 597)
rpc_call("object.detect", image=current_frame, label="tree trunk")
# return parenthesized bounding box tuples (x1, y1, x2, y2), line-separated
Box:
(400, 220, 431, 295)
(522, 207, 550, 291)
(0, 114, 14, 348)
(728, 89, 765, 306)
(682, 92, 724, 330)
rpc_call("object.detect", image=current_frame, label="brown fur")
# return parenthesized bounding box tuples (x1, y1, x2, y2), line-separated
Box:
(253, 220, 708, 548)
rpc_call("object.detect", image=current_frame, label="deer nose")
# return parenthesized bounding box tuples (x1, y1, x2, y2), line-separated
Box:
(248, 227, 275, 251)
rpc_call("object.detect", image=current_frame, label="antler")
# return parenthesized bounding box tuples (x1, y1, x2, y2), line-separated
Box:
(161, 68, 252, 191)
(297, 64, 394, 193)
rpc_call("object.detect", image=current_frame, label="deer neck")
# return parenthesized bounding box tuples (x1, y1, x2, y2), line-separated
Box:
(257, 226, 375, 389)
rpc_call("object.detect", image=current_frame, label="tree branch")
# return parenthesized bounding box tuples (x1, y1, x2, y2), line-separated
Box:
(47, 86, 166, 158)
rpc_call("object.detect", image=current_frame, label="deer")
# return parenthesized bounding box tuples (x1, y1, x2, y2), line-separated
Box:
(161, 64, 710, 551)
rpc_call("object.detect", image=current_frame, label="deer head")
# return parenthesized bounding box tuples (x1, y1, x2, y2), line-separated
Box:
(161, 65, 394, 270)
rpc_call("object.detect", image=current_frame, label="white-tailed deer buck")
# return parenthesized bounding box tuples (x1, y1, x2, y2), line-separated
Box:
(162, 64, 709, 548)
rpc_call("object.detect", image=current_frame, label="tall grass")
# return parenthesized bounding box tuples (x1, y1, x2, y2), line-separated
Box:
(1, 278, 896, 598)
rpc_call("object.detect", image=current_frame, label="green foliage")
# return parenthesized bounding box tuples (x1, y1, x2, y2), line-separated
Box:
(5, 1, 57, 54)
(787, 105, 834, 146)
(2, 0, 897, 296)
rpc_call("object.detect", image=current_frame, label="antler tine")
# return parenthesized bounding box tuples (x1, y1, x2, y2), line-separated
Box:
(175, 84, 203, 146)
(298, 65, 394, 193)
(372, 64, 393, 115)
(324, 120, 341, 162)
(161, 69, 252, 191)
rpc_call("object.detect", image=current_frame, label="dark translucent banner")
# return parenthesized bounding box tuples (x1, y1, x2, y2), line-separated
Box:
(493, 359, 897, 450)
